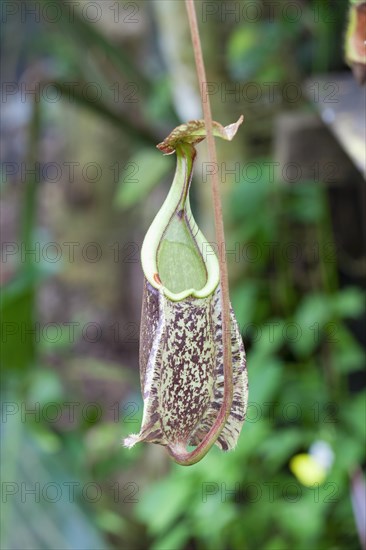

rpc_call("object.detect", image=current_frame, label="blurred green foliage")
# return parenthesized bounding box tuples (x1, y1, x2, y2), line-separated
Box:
(132, 162, 365, 550)
(1, 1, 364, 549)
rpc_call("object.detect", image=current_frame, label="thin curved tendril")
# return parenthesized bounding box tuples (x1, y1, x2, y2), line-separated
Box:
(167, 0, 233, 466)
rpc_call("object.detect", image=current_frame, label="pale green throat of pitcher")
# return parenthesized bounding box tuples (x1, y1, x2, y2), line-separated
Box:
(157, 211, 207, 294)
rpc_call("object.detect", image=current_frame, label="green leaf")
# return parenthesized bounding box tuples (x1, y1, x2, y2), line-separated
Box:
(257, 318, 287, 356)
(332, 326, 365, 373)
(0, 274, 36, 370)
(136, 478, 192, 535)
(231, 171, 271, 222)
(151, 522, 190, 550)
(292, 293, 332, 356)
(227, 23, 284, 81)
(263, 537, 288, 550)
(340, 392, 366, 443)
(232, 281, 258, 328)
(277, 494, 325, 540)
(26, 369, 64, 405)
(192, 498, 237, 543)
(115, 148, 173, 208)
(1, 394, 110, 550)
(332, 287, 365, 318)
(286, 183, 324, 223)
(333, 432, 365, 472)
(247, 351, 283, 405)
(295, 293, 332, 328)
(96, 510, 127, 536)
(257, 429, 304, 471)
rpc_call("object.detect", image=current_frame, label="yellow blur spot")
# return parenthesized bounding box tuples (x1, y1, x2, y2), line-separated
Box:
(290, 453, 327, 486)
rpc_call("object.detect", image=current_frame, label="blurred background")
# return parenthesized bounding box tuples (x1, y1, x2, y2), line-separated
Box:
(1, 1, 365, 549)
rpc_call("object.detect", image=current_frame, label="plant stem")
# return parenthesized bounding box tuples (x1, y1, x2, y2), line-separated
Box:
(167, 0, 233, 466)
